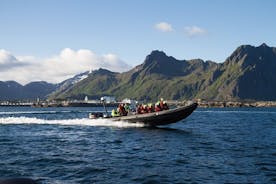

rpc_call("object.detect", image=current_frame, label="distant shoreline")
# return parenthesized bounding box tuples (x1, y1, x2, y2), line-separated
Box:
(1, 100, 276, 108)
(176, 100, 276, 108)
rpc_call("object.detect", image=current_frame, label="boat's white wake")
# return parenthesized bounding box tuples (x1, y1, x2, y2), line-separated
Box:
(0, 110, 70, 115)
(0, 117, 145, 128)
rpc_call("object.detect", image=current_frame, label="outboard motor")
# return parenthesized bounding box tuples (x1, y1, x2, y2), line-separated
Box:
(89, 112, 104, 119)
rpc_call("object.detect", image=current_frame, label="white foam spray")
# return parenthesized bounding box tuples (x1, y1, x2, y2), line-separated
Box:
(0, 117, 145, 128)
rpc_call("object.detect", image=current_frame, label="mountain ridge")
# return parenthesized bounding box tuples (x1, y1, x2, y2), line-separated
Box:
(51, 43, 276, 101)
(1, 43, 276, 101)
(0, 81, 57, 101)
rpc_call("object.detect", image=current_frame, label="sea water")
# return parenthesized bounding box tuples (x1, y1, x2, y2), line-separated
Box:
(0, 106, 275, 183)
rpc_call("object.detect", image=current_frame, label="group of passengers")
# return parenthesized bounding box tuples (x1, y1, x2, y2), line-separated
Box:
(111, 98, 169, 117)
(111, 103, 129, 117)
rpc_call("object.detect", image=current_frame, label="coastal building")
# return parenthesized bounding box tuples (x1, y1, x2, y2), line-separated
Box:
(102, 96, 116, 103)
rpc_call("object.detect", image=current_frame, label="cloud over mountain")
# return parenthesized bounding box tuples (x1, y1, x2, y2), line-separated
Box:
(184, 26, 207, 37)
(155, 22, 173, 32)
(0, 49, 131, 84)
(0, 50, 29, 71)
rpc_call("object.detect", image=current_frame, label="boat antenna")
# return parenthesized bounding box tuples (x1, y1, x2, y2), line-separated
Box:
(100, 97, 108, 115)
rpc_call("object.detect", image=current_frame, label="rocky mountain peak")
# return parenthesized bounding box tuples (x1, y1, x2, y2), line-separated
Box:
(226, 43, 276, 66)
(93, 68, 115, 75)
(259, 43, 269, 48)
(149, 50, 167, 57)
(143, 50, 168, 66)
(140, 50, 188, 76)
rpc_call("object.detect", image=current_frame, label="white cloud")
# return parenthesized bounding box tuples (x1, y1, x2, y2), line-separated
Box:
(0, 50, 29, 71)
(0, 49, 132, 84)
(184, 26, 207, 37)
(155, 22, 173, 32)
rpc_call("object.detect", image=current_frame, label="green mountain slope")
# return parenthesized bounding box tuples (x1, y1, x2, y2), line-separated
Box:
(49, 69, 119, 100)
(49, 44, 276, 101)
(198, 43, 276, 100)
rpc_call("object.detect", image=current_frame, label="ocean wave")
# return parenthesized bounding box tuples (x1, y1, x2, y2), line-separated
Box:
(0, 110, 72, 115)
(0, 110, 110, 115)
(195, 110, 276, 114)
(0, 117, 145, 128)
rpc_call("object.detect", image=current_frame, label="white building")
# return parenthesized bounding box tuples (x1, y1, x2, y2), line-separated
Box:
(102, 96, 116, 103)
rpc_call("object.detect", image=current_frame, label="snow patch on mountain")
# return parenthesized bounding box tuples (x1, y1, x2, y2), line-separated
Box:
(72, 72, 89, 84)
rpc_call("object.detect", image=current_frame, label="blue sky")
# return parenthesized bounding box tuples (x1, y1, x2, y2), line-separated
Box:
(0, 0, 276, 83)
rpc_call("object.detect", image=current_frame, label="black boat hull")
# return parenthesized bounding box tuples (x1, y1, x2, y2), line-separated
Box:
(109, 103, 198, 126)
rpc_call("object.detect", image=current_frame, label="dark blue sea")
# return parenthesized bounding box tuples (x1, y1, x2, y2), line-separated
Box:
(0, 106, 275, 184)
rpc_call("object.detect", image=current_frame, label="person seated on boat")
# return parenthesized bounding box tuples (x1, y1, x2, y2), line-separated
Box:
(147, 103, 154, 113)
(163, 101, 169, 110)
(136, 104, 142, 114)
(160, 98, 164, 110)
(118, 103, 128, 116)
(142, 104, 149, 113)
(136, 104, 148, 114)
(155, 101, 162, 112)
(111, 109, 120, 117)
(124, 103, 130, 113)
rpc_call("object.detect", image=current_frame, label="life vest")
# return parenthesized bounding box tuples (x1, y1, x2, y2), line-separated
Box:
(155, 102, 161, 111)
(124, 104, 130, 112)
(142, 105, 148, 113)
(111, 109, 119, 117)
(160, 100, 164, 109)
(147, 103, 154, 113)
(119, 104, 127, 116)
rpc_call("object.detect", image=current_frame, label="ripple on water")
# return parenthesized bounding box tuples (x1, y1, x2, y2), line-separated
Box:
(0, 107, 276, 183)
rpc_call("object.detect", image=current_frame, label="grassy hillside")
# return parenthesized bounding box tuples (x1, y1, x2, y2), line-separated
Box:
(49, 44, 276, 101)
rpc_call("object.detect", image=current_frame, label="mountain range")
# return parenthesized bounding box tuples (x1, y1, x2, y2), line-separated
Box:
(1, 43, 276, 101)
(0, 81, 56, 101)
